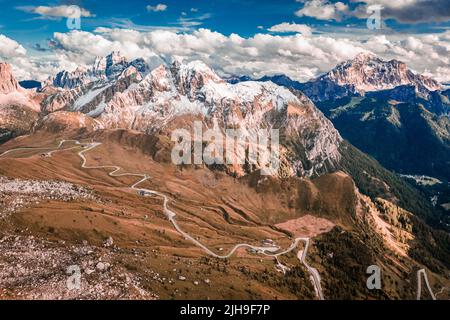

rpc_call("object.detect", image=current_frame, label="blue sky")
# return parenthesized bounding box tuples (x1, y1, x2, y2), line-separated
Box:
(0, 0, 449, 82)
(3, 0, 301, 43)
(2, 0, 449, 48)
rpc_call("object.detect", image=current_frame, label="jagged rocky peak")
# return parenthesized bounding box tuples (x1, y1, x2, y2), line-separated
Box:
(327, 52, 442, 93)
(49, 51, 152, 89)
(352, 51, 378, 63)
(118, 65, 142, 81)
(107, 51, 127, 65)
(170, 59, 223, 95)
(105, 51, 128, 77)
(92, 55, 107, 76)
(0, 62, 40, 140)
(91, 51, 128, 78)
(0, 63, 20, 94)
(38, 55, 344, 178)
(0, 62, 40, 110)
(300, 52, 442, 102)
(129, 58, 150, 74)
(51, 67, 93, 90)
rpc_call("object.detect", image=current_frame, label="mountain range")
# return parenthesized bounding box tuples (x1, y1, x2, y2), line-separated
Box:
(1, 51, 449, 300)
(2, 51, 449, 224)
(235, 54, 450, 185)
(38, 53, 343, 178)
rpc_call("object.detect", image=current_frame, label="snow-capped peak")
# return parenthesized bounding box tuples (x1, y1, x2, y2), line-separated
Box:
(300, 52, 442, 102)
(329, 52, 441, 93)
(170, 59, 224, 96)
(107, 51, 126, 64)
(171, 59, 221, 80)
(37, 57, 343, 178)
(352, 51, 379, 63)
(118, 65, 142, 81)
(49, 51, 140, 89)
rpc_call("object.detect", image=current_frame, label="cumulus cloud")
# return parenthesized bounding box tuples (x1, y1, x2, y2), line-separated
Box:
(0, 34, 62, 81)
(52, 30, 158, 69)
(295, 0, 349, 21)
(49, 28, 450, 82)
(146, 4, 168, 12)
(2, 28, 450, 83)
(17, 5, 93, 18)
(0, 35, 27, 57)
(268, 23, 313, 35)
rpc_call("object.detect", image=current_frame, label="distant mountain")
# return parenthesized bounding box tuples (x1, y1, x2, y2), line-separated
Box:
(226, 75, 252, 84)
(245, 54, 450, 183)
(316, 88, 450, 180)
(45, 51, 162, 89)
(304, 55, 450, 181)
(300, 52, 442, 102)
(227, 74, 304, 90)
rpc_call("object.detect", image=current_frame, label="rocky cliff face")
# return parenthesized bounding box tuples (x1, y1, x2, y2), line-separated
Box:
(290, 54, 450, 181)
(300, 52, 442, 102)
(315, 88, 450, 181)
(0, 63, 40, 143)
(46, 52, 161, 90)
(41, 55, 343, 178)
(0, 63, 20, 94)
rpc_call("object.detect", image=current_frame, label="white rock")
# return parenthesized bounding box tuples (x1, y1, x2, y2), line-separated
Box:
(104, 236, 114, 247)
(96, 262, 106, 271)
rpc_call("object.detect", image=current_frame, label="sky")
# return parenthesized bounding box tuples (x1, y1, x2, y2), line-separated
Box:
(0, 0, 449, 82)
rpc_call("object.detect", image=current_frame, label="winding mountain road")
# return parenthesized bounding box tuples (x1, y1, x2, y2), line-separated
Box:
(1, 139, 325, 300)
(416, 269, 436, 300)
(0, 139, 79, 157)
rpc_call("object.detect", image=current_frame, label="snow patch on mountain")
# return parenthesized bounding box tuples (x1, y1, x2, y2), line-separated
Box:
(73, 84, 111, 111)
(38, 53, 343, 178)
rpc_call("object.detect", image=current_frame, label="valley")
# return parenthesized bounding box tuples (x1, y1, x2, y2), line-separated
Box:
(1, 127, 449, 300)
(0, 50, 449, 300)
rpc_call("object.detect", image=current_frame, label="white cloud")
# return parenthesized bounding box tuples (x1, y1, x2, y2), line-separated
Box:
(268, 23, 313, 35)
(146, 4, 168, 12)
(51, 28, 366, 81)
(52, 30, 156, 65)
(17, 5, 93, 18)
(2, 28, 450, 83)
(177, 13, 211, 28)
(0, 34, 63, 81)
(295, 0, 349, 21)
(0, 35, 27, 57)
